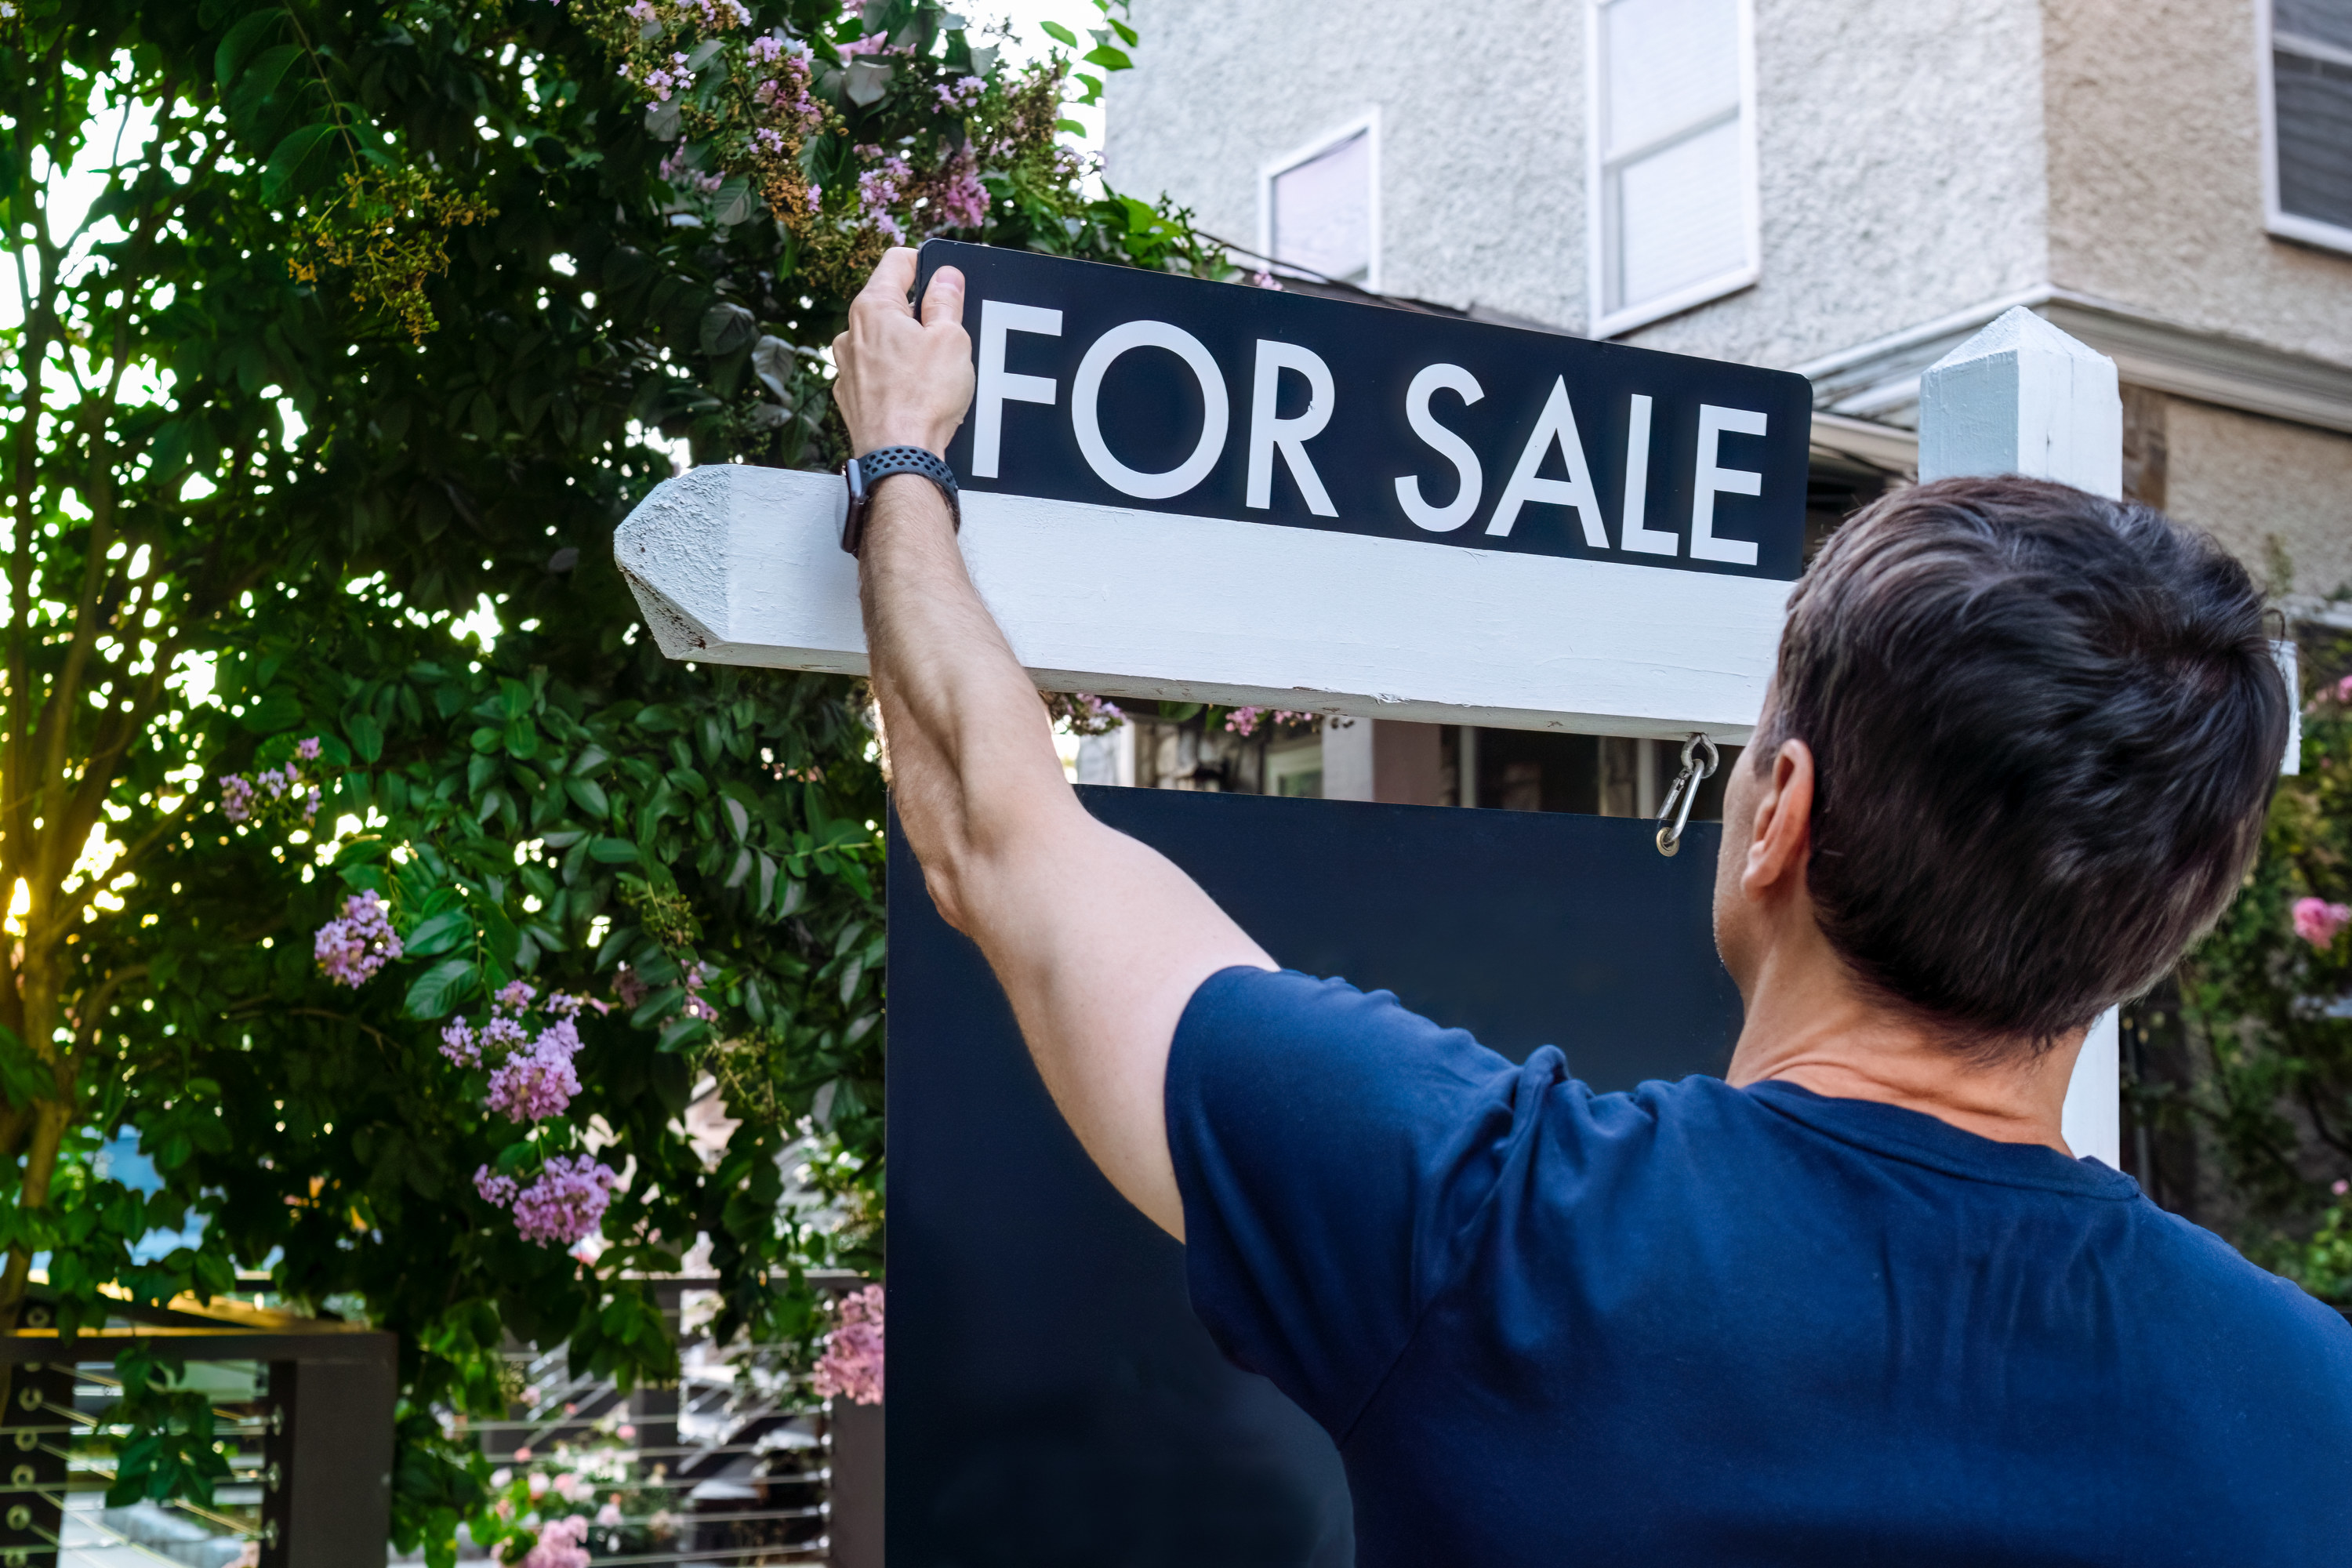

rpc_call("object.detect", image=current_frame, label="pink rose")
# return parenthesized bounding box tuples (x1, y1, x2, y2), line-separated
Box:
(2292, 896, 2351, 948)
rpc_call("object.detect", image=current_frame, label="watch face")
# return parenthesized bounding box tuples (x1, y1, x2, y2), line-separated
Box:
(846, 457, 868, 501)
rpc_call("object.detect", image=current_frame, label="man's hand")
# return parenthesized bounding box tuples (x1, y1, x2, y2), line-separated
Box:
(830, 246, 975, 456)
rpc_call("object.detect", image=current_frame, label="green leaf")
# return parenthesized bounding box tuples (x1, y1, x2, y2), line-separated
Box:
(260, 123, 338, 204)
(402, 910, 472, 959)
(1054, 118, 1087, 136)
(238, 691, 301, 735)
(216, 7, 287, 85)
(1039, 19, 1080, 45)
(503, 715, 540, 759)
(1081, 44, 1133, 70)
(237, 43, 304, 105)
(571, 745, 612, 775)
(590, 837, 638, 864)
(403, 959, 477, 1020)
(346, 713, 386, 764)
(566, 778, 610, 819)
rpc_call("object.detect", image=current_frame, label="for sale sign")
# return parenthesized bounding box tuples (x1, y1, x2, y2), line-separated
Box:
(616, 241, 1816, 742)
(934, 240, 1807, 582)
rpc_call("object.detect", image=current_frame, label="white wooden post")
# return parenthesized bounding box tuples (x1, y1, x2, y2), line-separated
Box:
(1917, 307, 2122, 1167)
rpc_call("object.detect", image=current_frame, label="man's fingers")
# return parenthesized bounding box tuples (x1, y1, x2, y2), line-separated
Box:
(855, 247, 920, 318)
(921, 266, 967, 330)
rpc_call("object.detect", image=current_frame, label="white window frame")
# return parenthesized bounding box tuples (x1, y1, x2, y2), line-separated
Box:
(1584, 0, 1762, 338)
(2258, 0, 2352, 256)
(1258, 111, 1383, 291)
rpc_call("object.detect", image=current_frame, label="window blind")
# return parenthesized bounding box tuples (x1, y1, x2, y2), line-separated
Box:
(1593, 0, 1752, 329)
(2274, 1, 2352, 236)
(1271, 130, 1374, 285)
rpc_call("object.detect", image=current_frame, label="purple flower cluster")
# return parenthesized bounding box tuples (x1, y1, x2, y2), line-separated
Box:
(856, 154, 912, 245)
(314, 891, 403, 987)
(681, 964, 717, 1022)
(488, 1019, 585, 1122)
(476, 1155, 619, 1247)
(812, 1284, 885, 1405)
(935, 74, 985, 111)
(442, 983, 589, 1123)
(688, 0, 753, 25)
(220, 737, 326, 826)
(633, 49, 692, 100)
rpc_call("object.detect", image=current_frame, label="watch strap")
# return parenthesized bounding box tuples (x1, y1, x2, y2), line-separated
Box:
(842, 445, 960, 556)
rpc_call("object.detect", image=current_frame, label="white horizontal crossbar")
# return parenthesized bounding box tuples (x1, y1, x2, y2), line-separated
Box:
(615, 464, 1784, 742)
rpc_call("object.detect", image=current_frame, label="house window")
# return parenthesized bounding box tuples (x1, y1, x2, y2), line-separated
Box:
(1262, 116, 1379, 287)
(1266, 739, 1325, 799)
(2263, 0, 2352, 252)
(1588, 0, 1759, 336)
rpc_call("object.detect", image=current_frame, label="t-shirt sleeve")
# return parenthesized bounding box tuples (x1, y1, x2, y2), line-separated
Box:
(1165, 965, 1566, 1440)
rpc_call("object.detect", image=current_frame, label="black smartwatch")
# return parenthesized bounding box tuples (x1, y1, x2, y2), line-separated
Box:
(841, 445, 960, 556)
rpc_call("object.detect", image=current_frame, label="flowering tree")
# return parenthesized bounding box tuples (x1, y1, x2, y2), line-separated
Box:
(0, 0, 1226, 1557)
(2163, 652, 2352, 1301)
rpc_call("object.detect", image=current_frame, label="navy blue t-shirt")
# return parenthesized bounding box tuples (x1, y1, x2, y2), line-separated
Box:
(1167, 968, 2352, 1565)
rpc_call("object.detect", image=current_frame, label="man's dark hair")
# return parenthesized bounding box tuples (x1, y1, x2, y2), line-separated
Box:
(1756, 475, 2288, 1051)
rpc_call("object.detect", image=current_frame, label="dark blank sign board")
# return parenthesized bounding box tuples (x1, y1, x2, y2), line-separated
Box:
(887, 786, 1744, 1567)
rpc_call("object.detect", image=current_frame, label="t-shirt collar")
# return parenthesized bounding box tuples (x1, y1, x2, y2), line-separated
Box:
(1743, 1079, 2142, 1200)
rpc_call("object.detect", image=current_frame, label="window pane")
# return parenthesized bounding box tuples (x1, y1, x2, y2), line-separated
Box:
(1272, 131, 1372, 283)
(1616, 117, 1746, 310)
(2277, 0, 2352, 55)
(2278, 50, 2352, 229)
(1602, 0, 1740, 158)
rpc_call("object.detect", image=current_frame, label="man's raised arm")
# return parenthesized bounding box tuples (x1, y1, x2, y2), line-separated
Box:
(830, 249, 1273, 1239)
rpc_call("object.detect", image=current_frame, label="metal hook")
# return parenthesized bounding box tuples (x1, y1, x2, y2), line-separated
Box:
(1654, 733, 1720, 858)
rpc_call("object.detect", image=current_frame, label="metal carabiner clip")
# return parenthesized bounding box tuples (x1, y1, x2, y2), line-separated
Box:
(1654, 733, 1720, 858)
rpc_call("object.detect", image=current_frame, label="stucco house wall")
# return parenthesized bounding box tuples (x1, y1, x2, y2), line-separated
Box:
(1624, 0, 2052, 370)
(2042, 0, 2352, 368)
(1108, 0, 1590, 329)
(1106, 0, 2350, 602)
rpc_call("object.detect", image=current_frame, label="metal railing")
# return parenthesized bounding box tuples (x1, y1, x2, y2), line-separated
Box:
(0, 1290, 395, 1567)
(0, 1276, 880, 1566)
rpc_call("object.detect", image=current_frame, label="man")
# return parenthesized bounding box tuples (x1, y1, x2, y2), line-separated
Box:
(833, 248, 2352, 1563)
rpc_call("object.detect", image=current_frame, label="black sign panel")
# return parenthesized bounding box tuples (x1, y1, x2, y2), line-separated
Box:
(888, 788, 1743, 1566)
(916, 240, 1812, 582)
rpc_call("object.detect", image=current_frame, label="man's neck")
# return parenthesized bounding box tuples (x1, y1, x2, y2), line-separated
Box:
(1722, 940, 2085, 1154)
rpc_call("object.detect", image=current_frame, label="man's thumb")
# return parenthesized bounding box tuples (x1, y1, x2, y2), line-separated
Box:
(922, 266, 967, 329)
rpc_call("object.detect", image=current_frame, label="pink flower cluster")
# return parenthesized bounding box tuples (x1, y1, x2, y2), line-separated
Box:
(521, 1514, 590, 1568)
(930, 151, 989, 230)
(477, 1155, 619, 1247)
(687, 0, 752, 25)
(1224, 707, 1316, 738)
(314, 891, 403, 987)
(811, 1284, 884, 1406)
(2295, 897, 2352, 949)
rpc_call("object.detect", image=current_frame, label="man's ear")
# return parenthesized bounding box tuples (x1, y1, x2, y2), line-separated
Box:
(1740, 740, 1815, 900)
